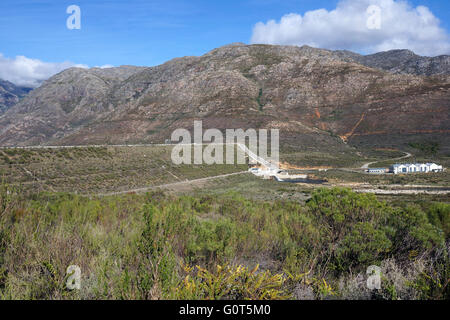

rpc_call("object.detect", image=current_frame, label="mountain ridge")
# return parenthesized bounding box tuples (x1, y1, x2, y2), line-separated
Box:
(0, 79, 33, 114)
(334, 49, 450, 76)
(0, 43, 448, 152)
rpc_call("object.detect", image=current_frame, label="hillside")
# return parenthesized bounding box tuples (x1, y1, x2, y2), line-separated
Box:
(0, 79, 32, 114)
(0, 146, 245, 194)
(0, 44, 448, 152)
(335, 49, 450, 76)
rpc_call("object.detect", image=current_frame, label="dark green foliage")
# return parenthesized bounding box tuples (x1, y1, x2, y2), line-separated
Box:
(257, 88, 264, 111)
(137, 204, 179, 298)
(408, 141, 440, 155)
(425, 202, 450, 239)
(306, 188, 392, 272)
(0, 186, 447, 299)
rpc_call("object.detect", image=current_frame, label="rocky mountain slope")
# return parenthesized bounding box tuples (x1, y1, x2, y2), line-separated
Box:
(334, 49, 450, 76)
(0, 79, 33, 114)
(0, 44, 448, 152)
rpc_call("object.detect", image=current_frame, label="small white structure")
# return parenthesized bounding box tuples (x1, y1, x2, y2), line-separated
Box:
(367, 168, 387, 174)
(391, 163, 443, 174)
(248, 167, 281, 179)
(248, 167, 307, 181)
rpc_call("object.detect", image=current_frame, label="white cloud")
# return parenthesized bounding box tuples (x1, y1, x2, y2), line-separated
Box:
(251, 0, 450, 56)
(95, 64, 114, 69)
(0, 54, 89, 88)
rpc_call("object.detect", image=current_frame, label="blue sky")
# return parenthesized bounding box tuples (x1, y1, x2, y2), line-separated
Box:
(2, 0, 339, 67)
(0, 0, 449, 86)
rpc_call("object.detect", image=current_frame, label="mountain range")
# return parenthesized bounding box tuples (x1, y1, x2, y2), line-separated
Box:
(0, 43, 448, 152)
(334, 49, 450, 76)
(0, 80, 33, 114)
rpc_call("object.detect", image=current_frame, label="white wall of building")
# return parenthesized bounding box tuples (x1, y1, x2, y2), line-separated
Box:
(391, 163, 443, 174)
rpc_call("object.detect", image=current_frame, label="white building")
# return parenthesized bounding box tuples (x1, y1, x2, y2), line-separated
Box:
(248, 167, 307, 181)
(391, 163, 443, 174)
(367, 168, 387, 174)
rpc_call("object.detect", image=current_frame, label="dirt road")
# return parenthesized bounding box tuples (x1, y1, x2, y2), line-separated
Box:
(360, 152, 412, 169)
(98, 171, 248, 196)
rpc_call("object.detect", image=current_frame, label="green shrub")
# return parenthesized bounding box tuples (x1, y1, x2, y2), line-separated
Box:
(0, 186, 447, 300)
(426, 202, 450, 239)
(174, 264, 290, 300)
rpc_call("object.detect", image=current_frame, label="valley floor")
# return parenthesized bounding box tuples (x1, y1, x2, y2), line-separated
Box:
(0, 144, 448, 300)
(1, 145, 448, 198)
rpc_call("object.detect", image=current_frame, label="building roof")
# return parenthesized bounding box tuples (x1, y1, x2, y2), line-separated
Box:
(392, 162, 439, 168)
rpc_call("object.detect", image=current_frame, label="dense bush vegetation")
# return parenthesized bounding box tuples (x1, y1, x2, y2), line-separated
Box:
(0, 184, 448, 299)
(408, 141, 440, 155)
